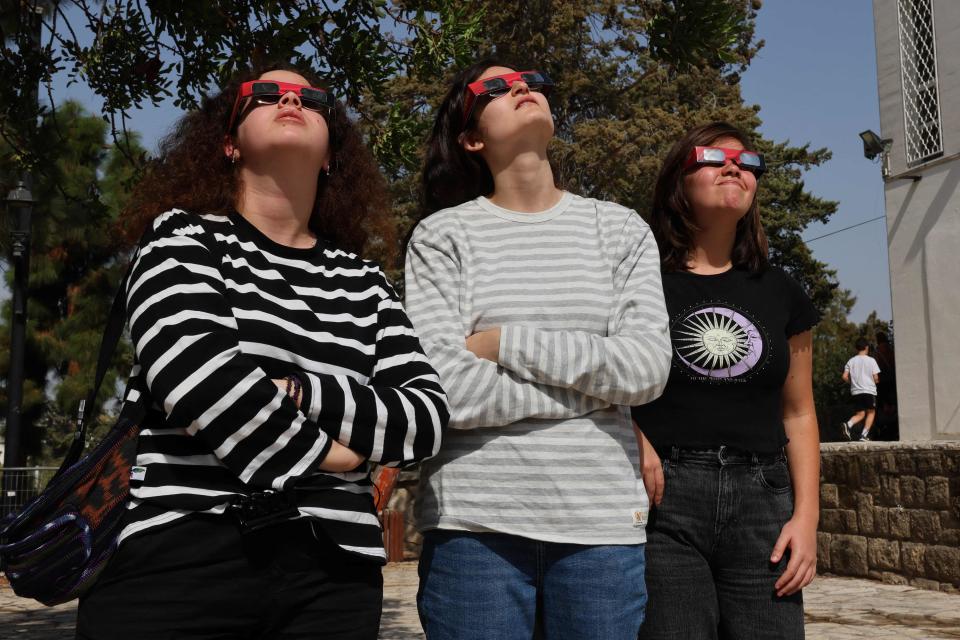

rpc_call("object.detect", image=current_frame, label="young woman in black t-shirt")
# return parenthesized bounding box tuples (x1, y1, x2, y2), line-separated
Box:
(632, 122, 820, 639)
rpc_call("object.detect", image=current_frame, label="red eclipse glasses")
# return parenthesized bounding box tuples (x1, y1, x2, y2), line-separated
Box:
(683, 146, 766, 178)
(462, 70, 554, 125)
(228, 80, 335, 131)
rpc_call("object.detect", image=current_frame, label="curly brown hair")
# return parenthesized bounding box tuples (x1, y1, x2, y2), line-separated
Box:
(121, 63, 396, 265)
(649, 121, 769, 273)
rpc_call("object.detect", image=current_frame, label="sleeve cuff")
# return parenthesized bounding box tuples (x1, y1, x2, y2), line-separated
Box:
(297, 372, 313, 418)
(314, 431, 334, 466)
(301, 372, 322, 423)
(497, 325, 525, 371)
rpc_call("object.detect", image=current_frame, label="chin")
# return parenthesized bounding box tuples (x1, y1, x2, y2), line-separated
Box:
(520, 114, 554, 139)
(266, 136, 327, 158)
(719, 195, 750, 211)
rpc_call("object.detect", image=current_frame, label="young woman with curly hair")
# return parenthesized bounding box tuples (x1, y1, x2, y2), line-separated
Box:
(403, 59, 672, 640)
(632, 121, 820, 640)
(76, 65, 448, 640)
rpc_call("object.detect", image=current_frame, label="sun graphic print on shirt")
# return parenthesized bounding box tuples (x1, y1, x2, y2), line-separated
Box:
(672, 304, 768, 381)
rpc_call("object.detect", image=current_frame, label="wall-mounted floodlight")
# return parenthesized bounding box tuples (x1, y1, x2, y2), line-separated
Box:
(858, 130, 919, 181)
(859, 130, 892, 160)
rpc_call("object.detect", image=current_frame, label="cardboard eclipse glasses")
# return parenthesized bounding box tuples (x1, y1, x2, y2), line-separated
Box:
(683, 146, 766, 178)
(228, 80, 335, 131)
(462, 70, 554, 125)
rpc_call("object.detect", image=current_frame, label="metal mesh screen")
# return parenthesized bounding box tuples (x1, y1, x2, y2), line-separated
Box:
(1, 467, 58, 517)
(897, 0, 943, 166)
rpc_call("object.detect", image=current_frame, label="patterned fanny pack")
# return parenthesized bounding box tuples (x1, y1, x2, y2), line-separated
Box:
(0, 264, 142, 606)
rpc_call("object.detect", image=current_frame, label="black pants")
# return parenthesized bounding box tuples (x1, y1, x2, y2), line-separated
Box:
(639, 447, 804, 640)
(76, 515, 383, 639)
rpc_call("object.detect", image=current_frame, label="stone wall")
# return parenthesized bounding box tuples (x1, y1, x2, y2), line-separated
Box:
(818, 441, 960, 592)
(390, 442, 960, 592)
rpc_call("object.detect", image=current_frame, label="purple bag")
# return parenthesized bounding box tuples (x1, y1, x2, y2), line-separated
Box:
(0, 273, 143, 606)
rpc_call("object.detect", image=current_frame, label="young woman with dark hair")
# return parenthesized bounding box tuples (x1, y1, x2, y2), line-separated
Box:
(75, 65, 448, 639)
(632, 121, 820, 639)
(404, 59, 672, 639)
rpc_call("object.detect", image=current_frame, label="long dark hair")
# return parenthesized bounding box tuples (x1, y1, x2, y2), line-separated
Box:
(420, 58, 516, 214)
(121, 63, 395, 264)
(649, 121, 768, 273)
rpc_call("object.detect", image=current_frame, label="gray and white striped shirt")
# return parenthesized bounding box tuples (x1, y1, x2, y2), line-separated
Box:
(404, 193, 671, 544)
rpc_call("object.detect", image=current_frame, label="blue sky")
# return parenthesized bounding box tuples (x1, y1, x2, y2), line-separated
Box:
(740, 0, 889, 322)
(9, 0, 891, 323)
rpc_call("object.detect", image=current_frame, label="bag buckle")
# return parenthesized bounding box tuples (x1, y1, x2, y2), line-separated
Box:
(228, 489, 299, 533)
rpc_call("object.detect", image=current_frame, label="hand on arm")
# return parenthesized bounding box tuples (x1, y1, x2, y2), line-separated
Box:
(273, 377, 365, 472)
(773, 330, 820, 596)
(404, 235, 610, 429)
(296, 273, 449, 468)
(465, 328, 501, 362)
(493, 214, 671, 406)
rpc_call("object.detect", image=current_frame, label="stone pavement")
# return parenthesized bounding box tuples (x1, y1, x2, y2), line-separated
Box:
(3, 566, 960, 639)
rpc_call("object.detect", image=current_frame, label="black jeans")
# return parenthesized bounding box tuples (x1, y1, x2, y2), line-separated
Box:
(76, 515, 383, 639)
(639, 447, 804, 640)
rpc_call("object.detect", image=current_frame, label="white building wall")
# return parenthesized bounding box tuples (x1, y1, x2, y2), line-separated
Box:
(874, 0, 960, 439)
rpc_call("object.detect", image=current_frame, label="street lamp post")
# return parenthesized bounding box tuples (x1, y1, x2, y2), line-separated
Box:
(1, 1, 44, 517)
(2, 181, 35, 515)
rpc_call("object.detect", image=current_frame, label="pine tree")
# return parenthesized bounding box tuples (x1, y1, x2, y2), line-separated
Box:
(361, 0, 839, 311)
(0, 101, 142, 465)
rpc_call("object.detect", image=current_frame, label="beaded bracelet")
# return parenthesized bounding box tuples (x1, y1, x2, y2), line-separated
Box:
(284, 374, 303, 407)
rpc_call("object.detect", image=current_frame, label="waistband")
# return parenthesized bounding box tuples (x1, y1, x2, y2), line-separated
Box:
(666, 445, 786, 466)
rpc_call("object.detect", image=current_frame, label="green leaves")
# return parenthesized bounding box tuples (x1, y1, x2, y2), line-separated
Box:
(645, 0, 762, 72)
(1, 0, 481, 182)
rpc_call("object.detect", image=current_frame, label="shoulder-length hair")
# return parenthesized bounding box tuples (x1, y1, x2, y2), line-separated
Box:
(649, 121, 769, 273)
(420, 58, 516, 214)
(121, 63, 395, 265)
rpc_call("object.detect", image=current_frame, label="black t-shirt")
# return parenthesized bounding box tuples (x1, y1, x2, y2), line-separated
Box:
(631, 266, 820, 454)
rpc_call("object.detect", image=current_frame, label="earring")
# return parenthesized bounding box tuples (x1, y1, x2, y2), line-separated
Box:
(324, 166, 331, 176)
(231, 151, 240, 165)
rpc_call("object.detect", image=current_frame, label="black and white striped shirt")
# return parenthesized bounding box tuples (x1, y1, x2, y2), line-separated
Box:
(118, 209, 448, 562)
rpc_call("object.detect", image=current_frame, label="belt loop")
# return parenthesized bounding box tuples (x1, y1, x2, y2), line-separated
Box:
(751, 452, 759, 466)
(718, 445, 726, 465)
(671, 445, 679, 465)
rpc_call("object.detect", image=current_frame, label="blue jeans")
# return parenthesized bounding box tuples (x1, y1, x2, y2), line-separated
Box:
(417, 530, 647, 640)
(638, 447, 804, 640)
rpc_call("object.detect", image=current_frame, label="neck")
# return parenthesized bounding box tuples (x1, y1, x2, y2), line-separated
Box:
(236, 162, 318, 248)
(688, 221, 737, 274)
(858, 350, 869, 355)
(485, 149, 562, 212)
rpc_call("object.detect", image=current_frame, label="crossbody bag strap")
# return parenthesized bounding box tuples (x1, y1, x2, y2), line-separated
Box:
(57, 254, 138, 476)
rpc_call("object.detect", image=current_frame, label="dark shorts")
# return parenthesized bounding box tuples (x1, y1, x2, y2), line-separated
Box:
(852, 393, 876, 410)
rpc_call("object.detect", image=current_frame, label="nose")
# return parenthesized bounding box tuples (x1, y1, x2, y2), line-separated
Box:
(510, 80, 530, 96)
(279, 91, 302, 108)
(720, 158, 741, 175)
